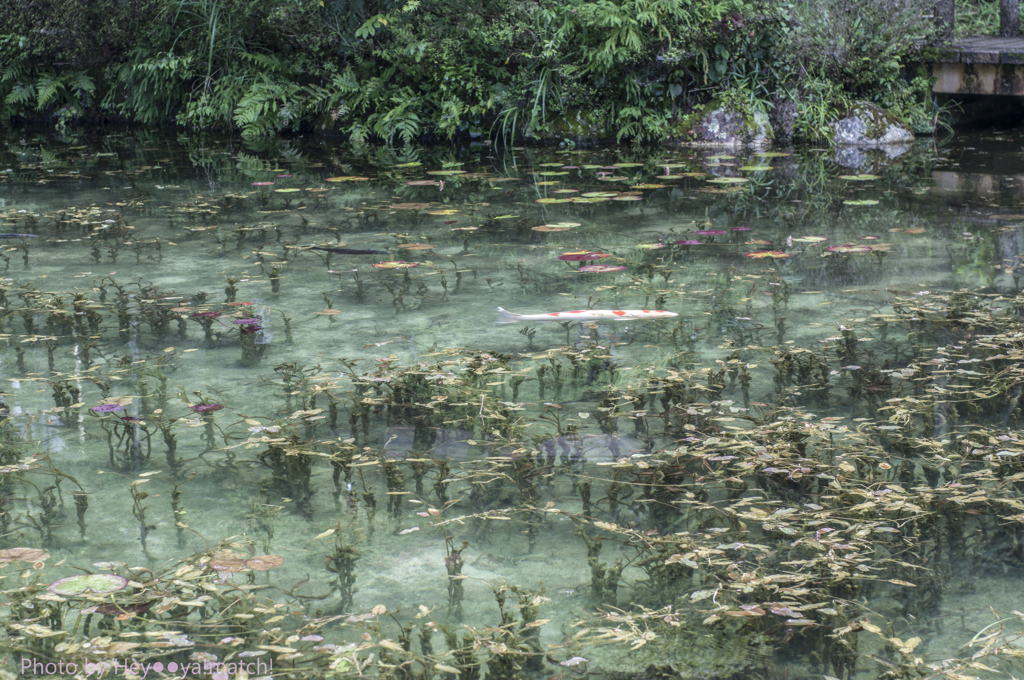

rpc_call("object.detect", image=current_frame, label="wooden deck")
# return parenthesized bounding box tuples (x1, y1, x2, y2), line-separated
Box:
(928, 37, 1024, 94)
(933, 36, 1024, 64)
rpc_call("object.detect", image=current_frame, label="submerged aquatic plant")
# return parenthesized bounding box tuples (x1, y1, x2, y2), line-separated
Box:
(191, 402, 224, 451)
(234, 318, 267, 367)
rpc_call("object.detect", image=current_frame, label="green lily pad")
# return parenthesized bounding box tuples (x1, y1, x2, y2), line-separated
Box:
(394, 162, 422, 168)
(740, 166, 773, 172)
(49, 574, 129, 596)
(273, 188, 301, 193)
(844, 199, 880, 206)
(426, 170, 467, 176)
(838, 174, 880, 181)
(535, 198, 572, 204)
(707, 177, 749, 184)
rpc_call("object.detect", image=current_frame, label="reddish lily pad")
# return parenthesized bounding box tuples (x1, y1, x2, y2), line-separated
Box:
(0, 548, 49, 563)
(246, 555, 285, 571)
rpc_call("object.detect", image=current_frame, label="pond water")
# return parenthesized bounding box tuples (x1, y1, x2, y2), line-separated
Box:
(2, 129, 1024, 679)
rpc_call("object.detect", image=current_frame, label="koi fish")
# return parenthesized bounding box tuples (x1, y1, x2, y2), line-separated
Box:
(310, 246, 388, 255)
(496, 307, 677, 324)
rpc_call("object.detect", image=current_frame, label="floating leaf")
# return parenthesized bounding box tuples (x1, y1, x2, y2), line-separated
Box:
(389, 203, 432, 210)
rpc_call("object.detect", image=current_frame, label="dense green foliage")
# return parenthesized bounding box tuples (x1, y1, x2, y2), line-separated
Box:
(0, 0, 944, 142)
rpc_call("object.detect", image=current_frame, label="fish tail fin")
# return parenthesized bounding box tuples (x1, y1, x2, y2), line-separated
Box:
(495, 307, 519, 324)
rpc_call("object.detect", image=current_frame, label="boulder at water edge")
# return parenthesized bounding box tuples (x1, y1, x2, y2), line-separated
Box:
(677, 107, 773, 147)
(833, 101, 914, 147)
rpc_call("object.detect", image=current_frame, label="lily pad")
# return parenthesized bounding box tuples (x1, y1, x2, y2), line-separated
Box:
(707, 177, 749, 184)
(246, 555, 285, 571)
(838, 174, 880, 181)
(578, 264, 627, 273)
(49, 574, 129, 596)
(844, 199, 879, 205)
(745, 251, 791, 259)
(324, 176, 370, 182)
(372, 261, 419, 269)
(826, 244, 873, 253)
(389, 203, 432, 210)
(0, 548, 49, 564)
(425, 170, 467, 176)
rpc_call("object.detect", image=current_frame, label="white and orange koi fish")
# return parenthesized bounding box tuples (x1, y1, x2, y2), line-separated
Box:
(496, 307, 678, 324)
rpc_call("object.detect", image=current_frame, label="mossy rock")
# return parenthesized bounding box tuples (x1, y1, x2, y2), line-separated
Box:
(834, 101, 914, 146)
(526, 110, 609, 143)
(668, 105, 772, 148)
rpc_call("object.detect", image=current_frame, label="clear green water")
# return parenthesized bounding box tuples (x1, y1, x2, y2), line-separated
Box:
(2, 130, 1024, 678)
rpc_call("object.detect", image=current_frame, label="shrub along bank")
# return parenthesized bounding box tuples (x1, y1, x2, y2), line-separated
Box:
(0, 0, 948, 144)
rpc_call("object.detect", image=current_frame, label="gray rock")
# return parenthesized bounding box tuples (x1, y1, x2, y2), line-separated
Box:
(833, 102, 914, 147)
